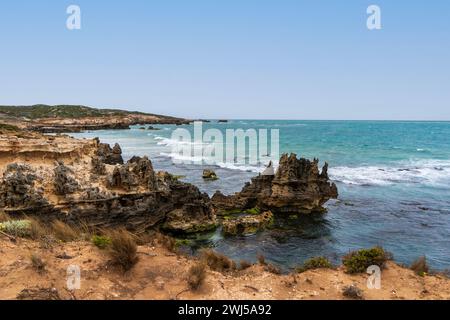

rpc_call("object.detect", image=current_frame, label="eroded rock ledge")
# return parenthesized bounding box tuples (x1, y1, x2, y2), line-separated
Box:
(0, 130, 338, 234)
(212, 153, 338, 214)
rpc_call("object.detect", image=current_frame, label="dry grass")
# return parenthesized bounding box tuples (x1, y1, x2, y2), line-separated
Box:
(200, 249, 236, 272)
(187, 261, 207, 290)
(257, 253, 266, 265)
(264, 263, 281, 275)
(153, 232, 177, 252)
(30, 253, 46, 274)
(51, 220, 78, 242)
(27, 217, 46, 240)
(410, 256, 429, 276)
(239, 260, 253, 270)
(108, 228, 138, 272)
(0, 211, 10, 223)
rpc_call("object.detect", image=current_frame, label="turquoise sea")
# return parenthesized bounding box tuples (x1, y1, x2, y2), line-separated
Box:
(72, 120, 450, 272)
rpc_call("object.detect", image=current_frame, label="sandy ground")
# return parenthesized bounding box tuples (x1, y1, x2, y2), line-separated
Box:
(1, 237, 449, 300)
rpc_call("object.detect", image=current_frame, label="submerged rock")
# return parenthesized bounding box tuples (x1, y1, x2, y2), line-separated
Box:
(222, 211, 273, 235)
(202, 169, 218, 180)
(212, 153, 338, 214)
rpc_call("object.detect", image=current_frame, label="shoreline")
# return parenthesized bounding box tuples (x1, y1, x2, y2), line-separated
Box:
(1, 106, 450, 300)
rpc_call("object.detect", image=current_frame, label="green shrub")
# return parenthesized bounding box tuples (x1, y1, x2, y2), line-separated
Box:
(342, 246, 391, 274)
(0, 220, 32, 237)
(297, 256, 333, 273)
(92, 235, 112, 249)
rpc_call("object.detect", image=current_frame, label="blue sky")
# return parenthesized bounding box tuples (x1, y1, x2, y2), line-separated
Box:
(0, 0, 449, 120)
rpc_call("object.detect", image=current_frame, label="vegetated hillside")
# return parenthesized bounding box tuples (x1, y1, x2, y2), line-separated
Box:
(0, 104, 179, 120)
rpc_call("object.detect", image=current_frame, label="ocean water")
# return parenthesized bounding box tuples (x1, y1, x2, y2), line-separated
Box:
(72, 120, 450, 272)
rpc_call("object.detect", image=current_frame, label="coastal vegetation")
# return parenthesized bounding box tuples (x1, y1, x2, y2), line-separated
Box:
(296, 256, 333, 273)
(342, 246, 392, 274)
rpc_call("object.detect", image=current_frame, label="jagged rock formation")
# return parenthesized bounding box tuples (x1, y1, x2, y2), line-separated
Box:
(53, 162, 79, 195)
(0, 164, 48, 209)
(212, 154, 338, 214)
(96, 140, 124, 165)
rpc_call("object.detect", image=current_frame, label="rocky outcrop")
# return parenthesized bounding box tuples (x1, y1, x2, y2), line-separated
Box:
(96, 140, 123, 165)
(54, 162, 79, 195)
(107, 156, 157, 191)
(0, 164, 48, 209)
(222, 211, 273, 235)
(212, 154, 338, 214)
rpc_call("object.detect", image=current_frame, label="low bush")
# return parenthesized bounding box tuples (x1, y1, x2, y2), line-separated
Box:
(51, 220, 78, 242)
(0, 220, 31, 237)
(187, 262, 207, 290)
(410, 256, 429, 276)
(200, 249, 236, 272)
(108, 229, 138, 272)
(342, 246, 392, 274)
(297, 256, 333, 273)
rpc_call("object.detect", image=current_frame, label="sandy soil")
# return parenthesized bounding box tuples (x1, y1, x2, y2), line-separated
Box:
(1, 237, 449, 300)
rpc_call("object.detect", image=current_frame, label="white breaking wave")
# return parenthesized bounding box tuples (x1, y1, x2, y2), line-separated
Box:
(330, 159, 450, 187)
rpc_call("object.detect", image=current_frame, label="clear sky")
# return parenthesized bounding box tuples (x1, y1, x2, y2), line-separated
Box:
(0, 0, 449, 120)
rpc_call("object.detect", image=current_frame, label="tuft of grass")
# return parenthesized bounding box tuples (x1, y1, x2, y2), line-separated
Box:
(200, 249, 236, 272)
(0, 211, 10, 223)
(108, 229, 138, 272)
(239, 260, 253, 270)
(92, 235, 112, 249)
(342, 246, 392, 274)
(187, 262, 207, 290)
(0, 220, 31, 237)
(51, 220, 78, 242)
(265, 263, 281, 274)
(342, 285, 364, 300)
(297, 256, 333, 273)
(257, 253, 266, 265)
(154, 232, 177, 252)
(27, 218, 46, 240)
(30, 253, 46, 274)
(410, 256, 429, 277)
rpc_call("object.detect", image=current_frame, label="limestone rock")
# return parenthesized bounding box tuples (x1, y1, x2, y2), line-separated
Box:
(212, 153, 338, 214)
(54, 162, 79, 195)
(96, 141, 124, 165)
(0, 163, 48, 208)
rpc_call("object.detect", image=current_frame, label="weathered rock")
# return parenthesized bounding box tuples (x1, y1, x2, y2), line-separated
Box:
(212, 154, 338, 214)
(54, 162, 79, 195)
(0, 163, 48, 208)
(202, 169, 218, 180)
(91, 156, 106, 175)
(96, 141, 124, 165)
(222, 211, 273, 235)
(107, 156, 157, 191)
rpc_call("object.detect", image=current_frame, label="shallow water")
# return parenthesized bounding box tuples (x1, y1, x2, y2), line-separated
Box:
(72, 120, 450, 271)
